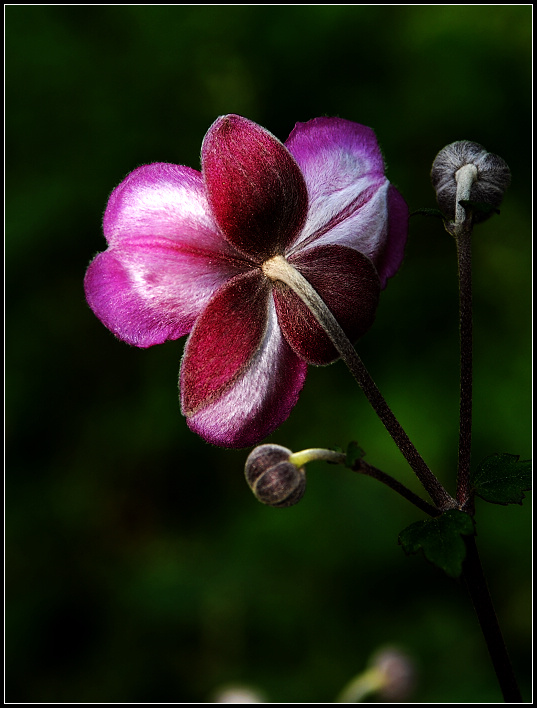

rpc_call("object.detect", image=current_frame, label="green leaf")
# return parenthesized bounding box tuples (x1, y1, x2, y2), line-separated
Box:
(398, 509, 475, 578)
(345, 441, 365, 469)
(470, 453, 532, 505)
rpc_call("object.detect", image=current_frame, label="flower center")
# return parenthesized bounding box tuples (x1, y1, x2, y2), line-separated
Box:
(261, 254, 291, 282)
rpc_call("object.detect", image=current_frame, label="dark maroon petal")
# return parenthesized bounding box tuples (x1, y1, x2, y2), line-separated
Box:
(181, 270, 307, 448)
(202, 115, 308, 261)
(181, 270, 270, 414)
(273, 245, 381, 365)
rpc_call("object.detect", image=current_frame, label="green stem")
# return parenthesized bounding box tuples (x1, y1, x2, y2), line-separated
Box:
(335, 666, 385, 703)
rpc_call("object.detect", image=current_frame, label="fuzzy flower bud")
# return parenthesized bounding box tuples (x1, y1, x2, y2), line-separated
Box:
(431, 141, 511, 223)
(244, 444, 306, 508)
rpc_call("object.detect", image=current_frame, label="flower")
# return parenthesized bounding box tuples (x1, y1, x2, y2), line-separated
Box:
(431, 140, 511, 223)
(84, 115, 408, 448)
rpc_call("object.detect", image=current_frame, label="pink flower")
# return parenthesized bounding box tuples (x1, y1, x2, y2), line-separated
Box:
(84, 115, 408, 448)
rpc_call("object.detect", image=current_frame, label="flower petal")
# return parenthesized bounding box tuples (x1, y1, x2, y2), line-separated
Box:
(284, 118, 408, 288)
(273, 245, 380, 365)
(84, 240, 247, 347)
(181, 271, 307, 447)
(85, 162, 250, 347)
(375, 184, 409, 285)
(103, 162, 237, 257)
(202, 114, 308, 261)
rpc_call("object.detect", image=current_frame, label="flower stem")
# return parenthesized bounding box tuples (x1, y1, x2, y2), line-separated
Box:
(357, 458, 440, 517)
(335, 666, 386, 703)
(462, 535, 523, 702)
(447, 166, 522, 701)
(263, 256, 455, 511)
(451, 164, 478, 509)
(455, 223, 473, 508)
(289, 448, 439, 517)
(288, 447, 346, 467)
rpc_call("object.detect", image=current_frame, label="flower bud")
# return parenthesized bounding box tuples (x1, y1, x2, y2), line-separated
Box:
(431, 141, 511, 223)
(336, 645, 416, 703)
(371, 646, 416, 701)
(244, 444, 306, 508)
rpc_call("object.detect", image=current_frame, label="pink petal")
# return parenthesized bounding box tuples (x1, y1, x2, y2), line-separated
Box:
(181, 271, 307, 447)
(86, 162, 251, 347)
(202, 114, 308, 261)
(84, 239, 247, 347)
(273, 245, 381, 365)
(103, 163, 237, 257)
(374, 185, 409, 285)
(284, 118, 408, 288)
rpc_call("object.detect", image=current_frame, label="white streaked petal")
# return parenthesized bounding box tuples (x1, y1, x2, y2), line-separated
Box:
(184, 298, 307, 448)
(289, 182, 390, 264)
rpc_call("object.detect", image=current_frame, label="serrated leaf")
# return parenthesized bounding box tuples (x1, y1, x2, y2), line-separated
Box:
(470, 453, 531, 505)
(398, 509, 475, 578)
(345, 441, 365, 469)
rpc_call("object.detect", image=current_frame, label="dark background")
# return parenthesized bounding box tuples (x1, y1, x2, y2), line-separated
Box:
(6, 5, 531, 703)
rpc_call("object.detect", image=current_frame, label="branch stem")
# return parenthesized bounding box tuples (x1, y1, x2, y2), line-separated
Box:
(289, 448, 439, 517)
(357, 459, 440, 517)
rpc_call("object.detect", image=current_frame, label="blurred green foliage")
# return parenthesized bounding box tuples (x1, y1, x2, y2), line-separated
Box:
(6, 5, 531, 703)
